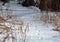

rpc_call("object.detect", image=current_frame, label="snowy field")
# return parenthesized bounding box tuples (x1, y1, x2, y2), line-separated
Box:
(0, 1, 60, 42)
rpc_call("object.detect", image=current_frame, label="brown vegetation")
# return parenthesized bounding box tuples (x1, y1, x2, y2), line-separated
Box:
(0, 13, 29, 42)
(40, 12, 60, 32)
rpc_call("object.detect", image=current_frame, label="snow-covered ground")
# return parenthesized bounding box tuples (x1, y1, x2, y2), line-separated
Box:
(0, 1, 60, 42)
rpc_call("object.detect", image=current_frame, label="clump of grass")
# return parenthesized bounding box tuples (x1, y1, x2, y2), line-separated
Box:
(40, 12, 60, 32)
(0, 14, 29, 42)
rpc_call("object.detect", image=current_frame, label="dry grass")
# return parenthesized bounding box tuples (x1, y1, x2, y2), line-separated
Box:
(0, 16, 6, 22)
(40, 12, 60, 32)
(0, 24, 14, 42)
(0, 14, 29, 42)
(0, 15, 15, 42)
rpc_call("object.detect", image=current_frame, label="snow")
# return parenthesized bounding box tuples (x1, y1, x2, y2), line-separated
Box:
(0, 1, 60, 42)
